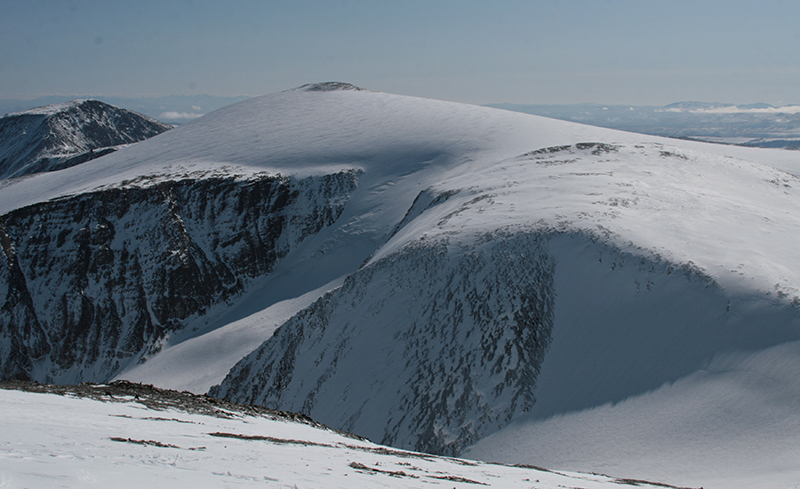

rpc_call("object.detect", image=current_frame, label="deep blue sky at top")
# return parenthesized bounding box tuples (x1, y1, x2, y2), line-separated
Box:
(2, 0, 799, 105)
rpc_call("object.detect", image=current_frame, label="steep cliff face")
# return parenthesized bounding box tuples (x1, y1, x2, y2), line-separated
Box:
(211, 231, 556, 456)
(0, 170, 359, 383)
(0, 99, 171, 179)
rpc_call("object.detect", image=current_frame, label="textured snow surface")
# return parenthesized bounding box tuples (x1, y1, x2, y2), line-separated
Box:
(2, 85, 800, 487)
(0, 387, 681, 489)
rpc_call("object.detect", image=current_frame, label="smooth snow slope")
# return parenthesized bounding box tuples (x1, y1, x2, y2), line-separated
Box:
(3, 83, 800, 487)
(465, 341, 800, 489)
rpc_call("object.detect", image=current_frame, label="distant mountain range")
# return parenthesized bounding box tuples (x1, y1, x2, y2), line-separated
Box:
(488, 101, 800, 149)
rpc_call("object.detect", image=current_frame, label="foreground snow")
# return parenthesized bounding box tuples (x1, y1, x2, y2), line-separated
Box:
(0, 384, 687, 489)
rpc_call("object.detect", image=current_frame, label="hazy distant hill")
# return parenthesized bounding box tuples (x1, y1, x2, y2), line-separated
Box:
(488, 101, 800, 149)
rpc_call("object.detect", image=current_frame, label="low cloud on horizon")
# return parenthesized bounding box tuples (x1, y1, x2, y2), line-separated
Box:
(159, 111, 204, 120)
(662, 105, 800, 115)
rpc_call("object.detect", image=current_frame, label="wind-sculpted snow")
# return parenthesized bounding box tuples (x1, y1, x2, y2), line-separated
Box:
(0, 170, 359, 383)
(0, 99, 171, 179)
(212, 231, 556, 456)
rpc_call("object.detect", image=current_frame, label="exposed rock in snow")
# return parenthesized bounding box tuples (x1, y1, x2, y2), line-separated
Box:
(293, 82, 366, 92)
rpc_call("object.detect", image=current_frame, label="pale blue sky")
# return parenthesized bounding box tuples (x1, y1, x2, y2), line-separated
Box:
(2, 0, 799, 105)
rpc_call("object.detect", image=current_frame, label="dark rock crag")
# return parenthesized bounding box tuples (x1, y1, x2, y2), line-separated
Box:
(211, 231, 556, 456)
(0, 171, 359, 383)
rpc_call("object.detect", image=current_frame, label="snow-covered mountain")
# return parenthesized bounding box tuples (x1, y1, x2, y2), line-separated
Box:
(2, 82, 800, 487)
(0, 99, 171, 179)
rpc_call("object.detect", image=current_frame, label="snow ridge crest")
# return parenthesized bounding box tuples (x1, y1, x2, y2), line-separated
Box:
(6, 99, 99, 117)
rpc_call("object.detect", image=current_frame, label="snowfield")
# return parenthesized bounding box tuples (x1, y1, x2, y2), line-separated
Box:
(2, 83, 800, 488)
(0, 383, 687, 489)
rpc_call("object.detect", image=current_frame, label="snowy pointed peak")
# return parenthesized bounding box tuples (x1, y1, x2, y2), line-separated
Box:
(0, 98, 171, 179)
(293, 82, 366, 92)
(6, 99, 100, 117)
(4, 99, 168, 125)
